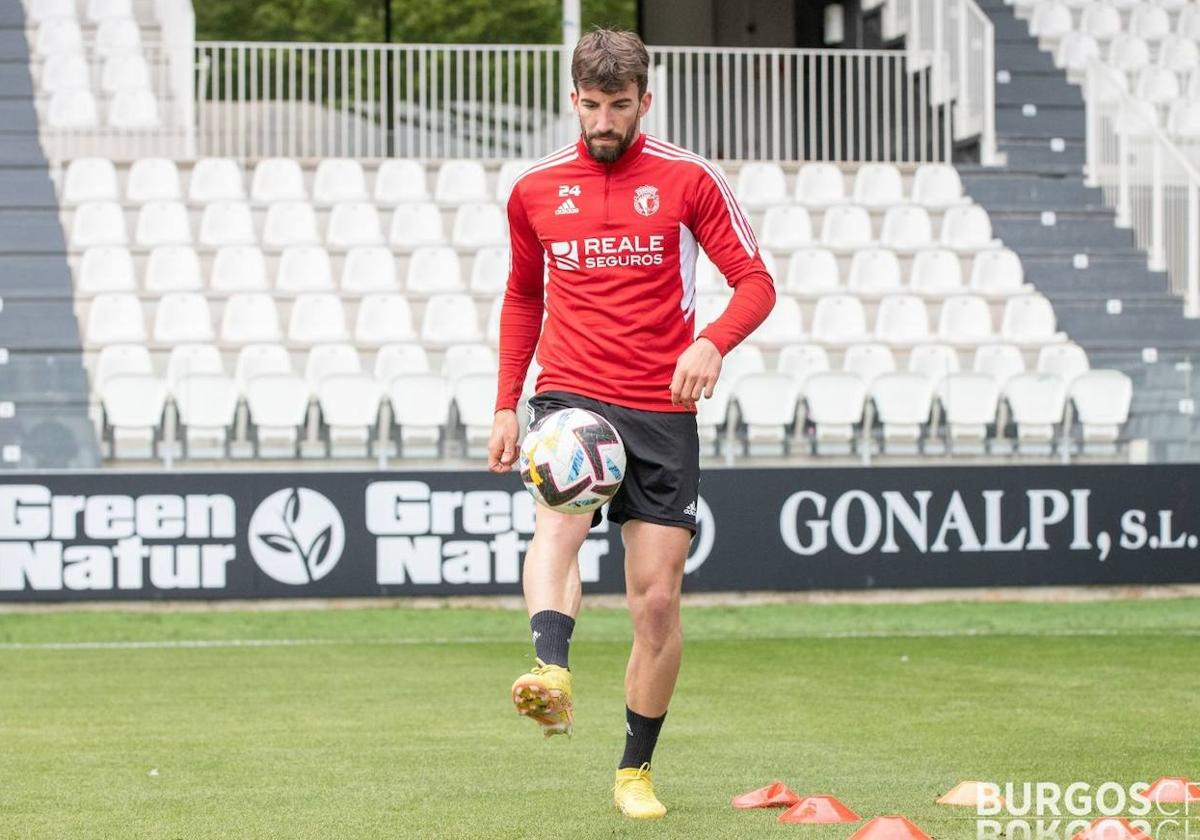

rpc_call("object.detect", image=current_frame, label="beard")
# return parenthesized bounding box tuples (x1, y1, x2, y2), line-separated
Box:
(582, 120, 638, 163)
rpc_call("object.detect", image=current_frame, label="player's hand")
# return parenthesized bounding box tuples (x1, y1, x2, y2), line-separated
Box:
(670, 337, 722, 410)
(487, 409, 520, 473)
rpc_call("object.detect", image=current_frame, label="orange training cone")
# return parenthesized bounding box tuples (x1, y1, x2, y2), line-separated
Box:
(778, 795, 861, 823)
(937, 781, 1005, 808)
(731, 781, 800, 809)
(1139, 777, 1200, 803)
(1071, 818, 1154, 840)
(848, 816, 933, 840)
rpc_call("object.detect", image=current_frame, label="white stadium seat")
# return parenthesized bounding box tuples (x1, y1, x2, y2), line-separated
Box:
(94, 344, 152, 390)
(101, 373, 165, 458)
(198, 201, 256, 247)
(126, 158, 182, 202)
(1056, 32, 1100, 73)
(1037, 342, 1090, 383)
(1029, 0, 1073, 38)
(389, 202, 445, 247)
(785, 248, 841, 296)
(288, 294, 348, 345)
(880, 206, 933, 252)
(95, 18, 141, 57)
(30, 0, 77, 24)
(1108, 34, 1151, 74)
(304, 343, 362, 388)
(940, 205, 996, 251)
(341, 247, 399, 293)
(374, 344, 430, 383)
(135, 201, 191, 247)
(251, 158, 306, 202)
(843, 343, 897, 384)
(389, 373, 453, 456)
(189, 158, 245, 202)
(939, 373, 1000, 452)
(871, 372, 934, 451)
(244, 373, 311, 456)
(455, 372, 500, 457)
(970, 248, 1026, 295)
(747, 295, 804, 346)
(852, 163, 905, 207)
(318, 374, 382, 456)
(435, 160, 489, 205)
(973, 343, 1027, 386)
(909, 249, 964, 295)
(802, 372, 868, 451)
(1115, 100, 1159, 136)
(1001, 294, 1064, 344)
(694, 293, 731, 333)
(847, 248, 902, 295)
(777, 344, 831, 387)
(910, 164, 966, 208)
(421, 293, 482, 346)
(276, 246, 334, 292)
(820, 204, 874, 250)
(221, 293, 283, 344)
(36, 20, 84, 57)
(1158, 35, 1200, 74)
(327, 202, 385, 248)
(262, 201, 320, 248)
(40, 54, 89, 93)
(71, 201, 126, 248)
(469, 246, 510, 294)
(795, 162, 846, 206)
(1070, 370, 1132, 450)
(63, 158, 119, 204)
(48, 88, 98, 128)
(374, 159, 429, 204)
(496, 160, 534, 203)
(355, 293, 418, 346)
(211, 246, 269, 291)
(86, 293, 145, 344)
(937, 295, 995, 344)
(875, 295, 932, 345)
(101, 52, 151, 94)
(811, 294, 870, 344)
(760, 205, 813, 250)
(485, 295, 504, 345)
(907, 343, 960, 384)
(153, 293, 214, 343)
(735, 373, 800, 453)
(165, 344, 223, 392)
(693, 250, 724, 294)
(1134, 67, 1180, 106)
(442, 344, 497, 382)
(107, 88, 159, 129)
(79, 246, 136, 293)
(1129, 4, 1170, 41)
(1080, 2, 1121, 40)
(173, 372, 240, 457)
(234, 343, 292, 390)
(1005, 373, 1068, 451)
(145, 246, 203, 292)
(407, 246, 464, 294)
(313, 159, 369, 203)
(451, 203, 507, 249)
(1167, 100, 1200, 138)
(736, 162, 788, 208)
(1180, 5, 1200, 39)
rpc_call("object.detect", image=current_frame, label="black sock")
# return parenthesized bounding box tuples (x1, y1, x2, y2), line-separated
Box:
(619, 706, 667, 770)
(529, 610, 574, 669)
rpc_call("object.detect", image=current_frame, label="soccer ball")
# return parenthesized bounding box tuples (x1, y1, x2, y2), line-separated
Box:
(518, 407, 626, 514)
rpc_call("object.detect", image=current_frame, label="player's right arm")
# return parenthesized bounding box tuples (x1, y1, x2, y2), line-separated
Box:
(489, 184, 545, 473)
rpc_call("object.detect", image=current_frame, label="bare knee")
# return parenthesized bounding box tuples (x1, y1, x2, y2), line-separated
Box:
(630, 585, 681, 651)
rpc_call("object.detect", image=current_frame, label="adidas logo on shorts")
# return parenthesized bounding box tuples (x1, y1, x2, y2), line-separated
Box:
(683, 500, 697, 517)
(554, 198, 580, 215)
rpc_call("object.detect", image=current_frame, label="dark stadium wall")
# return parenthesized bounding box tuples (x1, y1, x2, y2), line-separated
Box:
(0, 2, 100, 470)
(641, 0, 833, 47)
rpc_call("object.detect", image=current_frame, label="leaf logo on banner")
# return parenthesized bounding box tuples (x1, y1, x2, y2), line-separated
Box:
(248, 488, 346, 586)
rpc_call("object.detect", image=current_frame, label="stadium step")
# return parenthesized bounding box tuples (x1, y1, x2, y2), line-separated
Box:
(0, 353, 92, 400)
(0, 170, 61, 209)
(0, 301, 87, 351)
(0, 254, 75, 297)
(990, 211, 1136, 249)
(995, 104, 1085, 141)
(960, 172, 1103, 209)
(0, 209, 70, 252)
(996, 139, 1086, 173)
(995, 75, 1083, 108)
(992, 42, 1059, 74)
(1020, 254, 1173, 297)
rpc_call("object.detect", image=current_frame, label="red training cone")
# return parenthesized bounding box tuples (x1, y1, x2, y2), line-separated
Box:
(1139, 777, 1200, 803)
(731, 781, 800, 809)
(778, 795, 861, 823)
(848, 816, 933, 840)
(1071, 818, 1154, 840)
(937, 780, 1005, 808)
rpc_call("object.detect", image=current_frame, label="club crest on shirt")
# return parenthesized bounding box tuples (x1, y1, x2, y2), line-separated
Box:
(633, 184, 660, 217)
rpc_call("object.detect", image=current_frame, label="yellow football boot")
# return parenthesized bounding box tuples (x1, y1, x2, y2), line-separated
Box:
(613, 763, 667, 819)
(510, 658, 573, 737)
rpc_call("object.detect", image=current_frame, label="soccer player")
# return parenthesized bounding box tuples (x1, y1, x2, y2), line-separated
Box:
(487, 28, 776, 820)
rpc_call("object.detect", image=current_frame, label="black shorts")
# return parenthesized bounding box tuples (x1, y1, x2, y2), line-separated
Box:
(526, 391, 701, 533)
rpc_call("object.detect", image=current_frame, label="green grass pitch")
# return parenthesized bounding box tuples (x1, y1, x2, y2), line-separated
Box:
(1, 598, 1197, 839)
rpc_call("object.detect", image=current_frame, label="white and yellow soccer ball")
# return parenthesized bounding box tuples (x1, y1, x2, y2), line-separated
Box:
(518, 407, 626, 514)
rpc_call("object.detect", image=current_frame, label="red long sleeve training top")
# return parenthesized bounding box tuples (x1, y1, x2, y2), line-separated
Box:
(495, 132, 777, 414)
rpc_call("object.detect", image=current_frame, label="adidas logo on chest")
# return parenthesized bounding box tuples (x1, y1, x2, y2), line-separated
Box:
(554, 198, 580, 215)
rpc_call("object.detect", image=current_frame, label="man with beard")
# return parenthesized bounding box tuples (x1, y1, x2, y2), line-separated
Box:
(487, 28, 776, 819)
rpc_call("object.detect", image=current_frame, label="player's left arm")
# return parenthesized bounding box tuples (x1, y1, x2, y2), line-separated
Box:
(670, 167, 777, 408)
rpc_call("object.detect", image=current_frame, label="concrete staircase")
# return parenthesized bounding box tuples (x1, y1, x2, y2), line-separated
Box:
(960, 0, 1200, 459)
(0, 1, 99, 468)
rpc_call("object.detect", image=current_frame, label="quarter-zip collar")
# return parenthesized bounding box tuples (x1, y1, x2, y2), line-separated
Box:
(574, 130, 647, 174)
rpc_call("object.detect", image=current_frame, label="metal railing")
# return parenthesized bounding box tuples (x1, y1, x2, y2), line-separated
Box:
(1085, 59, 1200, 317)
(194, 42, 957, 163)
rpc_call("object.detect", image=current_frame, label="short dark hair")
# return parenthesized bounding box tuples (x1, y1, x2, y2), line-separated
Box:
(571, 28, 649, 99)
